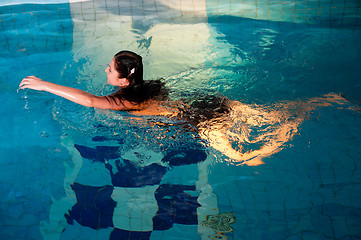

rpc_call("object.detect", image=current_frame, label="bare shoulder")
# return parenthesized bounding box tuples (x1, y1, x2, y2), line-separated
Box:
(128, 100, 177, 116)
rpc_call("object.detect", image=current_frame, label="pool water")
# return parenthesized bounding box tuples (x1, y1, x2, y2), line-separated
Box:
(1, 0, 361, 239)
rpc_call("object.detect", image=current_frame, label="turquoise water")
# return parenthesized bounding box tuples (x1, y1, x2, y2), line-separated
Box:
(1, 1, 361, 240)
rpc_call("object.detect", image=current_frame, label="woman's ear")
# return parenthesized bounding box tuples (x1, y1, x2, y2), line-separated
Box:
(118, 78, 130, 87)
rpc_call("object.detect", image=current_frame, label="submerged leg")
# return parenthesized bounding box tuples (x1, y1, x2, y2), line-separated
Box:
(198, 94, 348, 166)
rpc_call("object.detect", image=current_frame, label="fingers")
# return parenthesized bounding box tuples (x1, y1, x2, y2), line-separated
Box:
(19, 79, 28, 89)
(22, 75, 36, 81)
(19, 76, 38, 89)
(19, 77, 31, 89)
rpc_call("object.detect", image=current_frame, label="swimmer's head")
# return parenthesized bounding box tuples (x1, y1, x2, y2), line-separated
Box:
(113, 50, 144, 88)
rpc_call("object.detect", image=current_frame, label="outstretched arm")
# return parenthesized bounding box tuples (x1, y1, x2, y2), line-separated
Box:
(19, 76, 132, 110)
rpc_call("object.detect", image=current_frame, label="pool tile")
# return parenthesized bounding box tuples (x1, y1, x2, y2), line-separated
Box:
(310, 213, 334, 238)
(110, 228, 151, 240)
(112, 185, 158, 232)
(150, 224, 199, 240)
(160, 164, 199, 186)
(60, 220, 113, 240)
(153, 184, 201, 230)
(301, 231, 324, 239)
(65, 183, 116, 229)
(332, 217, 351, 239)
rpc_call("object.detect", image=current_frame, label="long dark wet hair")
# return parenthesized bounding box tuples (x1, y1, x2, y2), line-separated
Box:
(106, 50, 167, 105)
(182, 94, 231, 127)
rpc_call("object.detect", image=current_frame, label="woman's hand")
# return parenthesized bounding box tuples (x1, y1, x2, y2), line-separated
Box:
(19, 76, 47, 91)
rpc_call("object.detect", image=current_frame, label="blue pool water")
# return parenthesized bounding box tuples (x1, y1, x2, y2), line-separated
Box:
(1, 1, 361, 240)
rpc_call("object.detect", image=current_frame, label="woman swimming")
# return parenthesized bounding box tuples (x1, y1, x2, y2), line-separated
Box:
(19, 50, 167, 111)
(19, 50, 349, 166)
